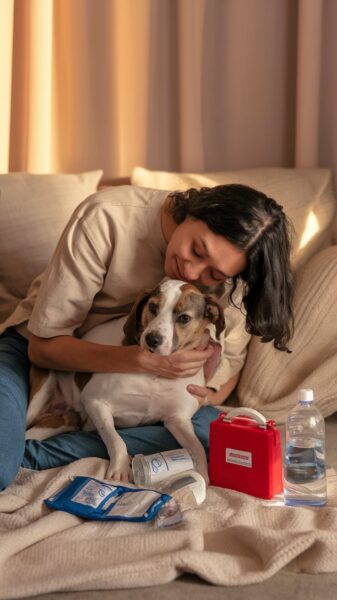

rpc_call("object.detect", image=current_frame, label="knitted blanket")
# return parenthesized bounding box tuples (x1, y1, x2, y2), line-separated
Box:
(1, 457, 337, 598)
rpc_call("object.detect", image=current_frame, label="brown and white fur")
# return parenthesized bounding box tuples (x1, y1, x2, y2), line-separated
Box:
(26, 279, 225, 483)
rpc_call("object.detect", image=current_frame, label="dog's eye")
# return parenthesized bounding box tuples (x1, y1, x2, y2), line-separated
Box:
(148, 302, 159, 316)
(177, 314, 191, 324)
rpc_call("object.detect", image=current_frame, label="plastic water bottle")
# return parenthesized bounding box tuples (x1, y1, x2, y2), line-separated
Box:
(132, 449, 196, 487)
(283, 388, 327, 507)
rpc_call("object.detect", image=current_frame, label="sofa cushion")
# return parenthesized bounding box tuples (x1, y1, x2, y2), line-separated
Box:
(0, 170, 103, 323)
(131, 166, 337, 271)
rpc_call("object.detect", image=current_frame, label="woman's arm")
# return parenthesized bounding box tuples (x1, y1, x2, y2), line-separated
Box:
(28, 334, 215, 379)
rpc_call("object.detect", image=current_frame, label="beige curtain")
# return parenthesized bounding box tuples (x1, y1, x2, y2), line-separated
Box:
(1, 0, 336, 183)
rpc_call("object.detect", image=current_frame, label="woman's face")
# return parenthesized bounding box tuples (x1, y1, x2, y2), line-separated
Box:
(164, 218, 247, 288)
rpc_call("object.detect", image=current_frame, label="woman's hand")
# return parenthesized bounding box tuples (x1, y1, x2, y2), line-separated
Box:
(136, 345, 215, 379)
(187, 371, 241, 407)
(186, 385, 222, 406)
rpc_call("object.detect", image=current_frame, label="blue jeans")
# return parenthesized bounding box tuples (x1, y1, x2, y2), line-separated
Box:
(0, 328, 220, 490)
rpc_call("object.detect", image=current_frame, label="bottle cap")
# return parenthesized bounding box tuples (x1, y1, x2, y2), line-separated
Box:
(298, 388, 314, 402)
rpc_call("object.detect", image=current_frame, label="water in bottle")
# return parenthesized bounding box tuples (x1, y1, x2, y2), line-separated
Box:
(283, 388, 327, 506)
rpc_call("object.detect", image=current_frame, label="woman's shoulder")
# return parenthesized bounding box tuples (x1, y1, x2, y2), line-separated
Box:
(78, 185, 169, 217)
(68, 185, 169, 247)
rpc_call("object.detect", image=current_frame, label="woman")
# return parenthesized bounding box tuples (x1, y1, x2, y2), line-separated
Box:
(0, 183, 293, 489)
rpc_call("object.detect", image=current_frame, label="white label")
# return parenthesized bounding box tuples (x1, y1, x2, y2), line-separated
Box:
(226, 448, 252, 468)
(71, 480, 116, 508)
(147, 449, 194, 482)
(107, 490, 162, 517)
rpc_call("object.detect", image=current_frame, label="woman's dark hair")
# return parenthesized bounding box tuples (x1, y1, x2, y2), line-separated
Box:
(169, 184, 294, 352)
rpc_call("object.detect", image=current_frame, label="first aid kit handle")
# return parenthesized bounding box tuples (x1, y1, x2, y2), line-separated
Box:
(223, 407, 267, 428)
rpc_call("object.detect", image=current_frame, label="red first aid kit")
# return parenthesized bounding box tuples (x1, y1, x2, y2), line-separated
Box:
(209, 407, 283, 499)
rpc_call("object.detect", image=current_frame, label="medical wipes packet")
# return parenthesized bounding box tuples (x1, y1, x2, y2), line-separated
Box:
(44, 476, 171, 522)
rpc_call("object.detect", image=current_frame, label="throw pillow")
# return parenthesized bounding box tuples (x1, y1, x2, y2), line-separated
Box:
(0, 170, 103, 322)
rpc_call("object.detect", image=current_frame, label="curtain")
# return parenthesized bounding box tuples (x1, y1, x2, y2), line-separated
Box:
(1, 0, 336, 183)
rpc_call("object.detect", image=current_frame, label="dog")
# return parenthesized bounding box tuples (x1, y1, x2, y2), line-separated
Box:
(26, 279, 225, 483)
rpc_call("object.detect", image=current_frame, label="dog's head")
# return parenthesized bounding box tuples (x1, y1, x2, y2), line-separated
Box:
(123, 279, 225, 355)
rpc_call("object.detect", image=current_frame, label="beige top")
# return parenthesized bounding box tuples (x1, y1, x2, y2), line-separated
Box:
(1, 185, 251, 388)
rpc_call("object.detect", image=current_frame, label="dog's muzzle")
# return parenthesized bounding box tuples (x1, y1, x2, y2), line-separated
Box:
(144, 331, 163, 351)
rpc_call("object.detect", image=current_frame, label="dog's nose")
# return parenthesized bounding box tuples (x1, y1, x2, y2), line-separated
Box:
(145, 331, 163, 349)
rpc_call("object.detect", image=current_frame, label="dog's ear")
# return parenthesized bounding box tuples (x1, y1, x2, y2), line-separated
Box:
(122, 289, 153, 345)
(204, 296, 225, 339)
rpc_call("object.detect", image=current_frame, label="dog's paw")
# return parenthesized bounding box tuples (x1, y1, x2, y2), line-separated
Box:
(196, 463, 210, 486)
(105, 456, 131, 483)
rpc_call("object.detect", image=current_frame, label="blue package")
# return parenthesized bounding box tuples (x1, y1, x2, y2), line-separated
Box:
(44, 476, 171, 522)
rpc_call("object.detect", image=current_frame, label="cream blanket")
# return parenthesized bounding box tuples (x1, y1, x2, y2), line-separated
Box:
(1, 457, 337, 598)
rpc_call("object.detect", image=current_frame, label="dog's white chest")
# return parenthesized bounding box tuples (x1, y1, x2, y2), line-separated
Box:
(81, 369, 203, 428)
